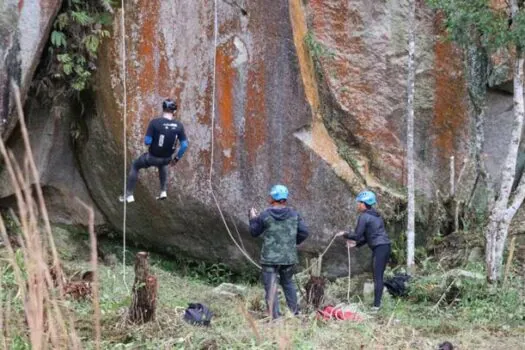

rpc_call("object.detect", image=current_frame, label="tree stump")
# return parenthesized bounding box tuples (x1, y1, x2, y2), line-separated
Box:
(305, 275, 326, 309)
(128, 252, 157, 324)
(304, 257, 326, 309)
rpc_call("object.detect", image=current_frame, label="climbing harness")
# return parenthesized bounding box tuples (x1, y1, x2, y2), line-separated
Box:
(120, 0, 128, 285)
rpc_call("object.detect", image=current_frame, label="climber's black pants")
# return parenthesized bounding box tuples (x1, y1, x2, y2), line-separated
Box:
(125, 152, 171, 195)
(372, 244, 391, 307)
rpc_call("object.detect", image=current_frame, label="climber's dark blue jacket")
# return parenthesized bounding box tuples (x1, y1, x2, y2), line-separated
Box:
(344, 208, 391, 249)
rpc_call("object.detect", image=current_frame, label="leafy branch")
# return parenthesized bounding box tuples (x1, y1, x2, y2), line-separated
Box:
(425, 0, 525, 52)
(37, 0, 114, 98)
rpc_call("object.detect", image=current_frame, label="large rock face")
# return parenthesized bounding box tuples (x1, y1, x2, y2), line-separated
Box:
(72, 0, 472, 276)
(306, 0, 470, 196)
(0, 0, 61, 139)
(78, 0, 366, 276)
(0, 95, 105, 227)
(6, 0, 510, 276)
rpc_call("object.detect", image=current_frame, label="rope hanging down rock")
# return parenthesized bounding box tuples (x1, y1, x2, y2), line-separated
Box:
(120, 0, 128, 285)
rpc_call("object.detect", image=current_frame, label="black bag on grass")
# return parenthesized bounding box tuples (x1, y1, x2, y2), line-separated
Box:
(183, 303, 213, 326)
(384, 273, 411, 297)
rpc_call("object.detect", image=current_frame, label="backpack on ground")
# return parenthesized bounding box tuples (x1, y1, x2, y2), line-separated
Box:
(183, 303, 213, 326)
(384, 273, 411, 297)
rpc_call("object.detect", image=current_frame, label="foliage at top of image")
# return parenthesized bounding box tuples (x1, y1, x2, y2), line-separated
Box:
(35, 0, 114, 100)
(426, 0, 525, 52)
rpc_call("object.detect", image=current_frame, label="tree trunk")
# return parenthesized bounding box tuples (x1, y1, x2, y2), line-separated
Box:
(485, 212, 510, 282)
(484, 0, 525, 283)
(406, 0, 416, 272)
(128, 252, 157, 323)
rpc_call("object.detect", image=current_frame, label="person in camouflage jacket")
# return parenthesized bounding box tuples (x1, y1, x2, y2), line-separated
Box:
(249, 185, 309, 319)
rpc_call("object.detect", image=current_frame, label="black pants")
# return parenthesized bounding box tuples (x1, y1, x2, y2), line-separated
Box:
(125, 152, 171, 196)
(372, 244, 391, 307)
(261, 265, 298, 319)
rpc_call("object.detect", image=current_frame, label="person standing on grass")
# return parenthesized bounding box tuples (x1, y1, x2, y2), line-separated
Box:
(336, 190, 391, 311)
(249, 184, 309, 319)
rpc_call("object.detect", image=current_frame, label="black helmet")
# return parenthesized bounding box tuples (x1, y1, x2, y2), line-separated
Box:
(162, 99, 177, 112)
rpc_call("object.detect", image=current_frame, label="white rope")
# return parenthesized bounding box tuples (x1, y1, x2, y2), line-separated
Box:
(120, 0, 128, 284)
(347, 244, 351, 302)
(300, 233, 339, 275)
(209, 1, 218, 183)
(208, 0, 261, 270)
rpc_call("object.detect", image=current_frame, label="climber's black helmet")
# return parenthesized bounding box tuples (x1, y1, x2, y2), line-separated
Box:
(162, 99, 177, 112)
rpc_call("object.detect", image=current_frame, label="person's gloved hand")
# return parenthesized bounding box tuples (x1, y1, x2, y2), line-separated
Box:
(346, 240, 357, 248)
(249, 208, 258, 219)
(335, 231, 347, 237)
(170, 157, 179, 167)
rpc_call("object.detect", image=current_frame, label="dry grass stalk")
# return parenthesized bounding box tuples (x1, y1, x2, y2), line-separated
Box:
(10, 80, 65, 290)
(0, 276, 8, 349)
(76, 198, 101, 349)
(277, 332, 291, 350)
(0, 81, 101, 349)
(0, 145, 77, 349)
(239, 302, 261, 343)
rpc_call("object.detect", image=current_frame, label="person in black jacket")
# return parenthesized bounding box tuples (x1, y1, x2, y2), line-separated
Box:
(337, 190, 391, 310)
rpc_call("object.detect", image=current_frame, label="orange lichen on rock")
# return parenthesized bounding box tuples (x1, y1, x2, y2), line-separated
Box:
(432, 30, 468, 170)
(215, 43, 237, 174)
(136, 0, 159, 96)
(245, 63, 266, 165)
(157, 42, 171, 97)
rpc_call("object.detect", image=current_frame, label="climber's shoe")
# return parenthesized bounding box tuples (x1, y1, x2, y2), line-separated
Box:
(119, 194, 135, 203)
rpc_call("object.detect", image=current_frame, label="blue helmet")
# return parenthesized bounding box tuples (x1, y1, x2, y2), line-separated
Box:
(270, 185, 289, 201)
(356, 190, 376, 206)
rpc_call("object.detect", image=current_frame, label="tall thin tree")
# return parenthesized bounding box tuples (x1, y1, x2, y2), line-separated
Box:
(406, 0, 417, 272)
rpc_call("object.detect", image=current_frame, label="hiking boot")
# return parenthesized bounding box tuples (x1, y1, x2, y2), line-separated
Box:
(119, 194, 135, 203)
(156, 191, 167, 200)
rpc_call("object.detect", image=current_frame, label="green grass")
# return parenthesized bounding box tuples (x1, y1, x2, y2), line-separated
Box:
(1, 228, 524, 349)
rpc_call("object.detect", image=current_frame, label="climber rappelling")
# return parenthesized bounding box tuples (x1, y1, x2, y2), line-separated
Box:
(119, 98, 189, 203)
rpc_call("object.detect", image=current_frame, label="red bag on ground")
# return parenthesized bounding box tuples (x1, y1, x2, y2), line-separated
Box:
(317, 305, 363, 322)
